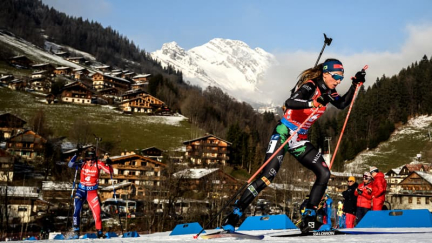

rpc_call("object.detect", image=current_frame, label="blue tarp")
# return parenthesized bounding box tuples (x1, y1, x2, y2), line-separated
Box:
(356, 209, 432, 228)
(170, 222, 205, 236)
(238, 214, 298, 231)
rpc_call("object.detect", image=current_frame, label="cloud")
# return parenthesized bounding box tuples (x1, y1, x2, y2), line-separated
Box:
(41, 0, 112, 20)
(261, 24, 432, 105)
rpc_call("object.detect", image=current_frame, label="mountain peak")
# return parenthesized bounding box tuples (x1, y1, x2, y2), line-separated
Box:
(151, 38, 276, 104)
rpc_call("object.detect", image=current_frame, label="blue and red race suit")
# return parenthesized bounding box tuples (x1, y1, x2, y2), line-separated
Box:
(68, 155, 112, 230)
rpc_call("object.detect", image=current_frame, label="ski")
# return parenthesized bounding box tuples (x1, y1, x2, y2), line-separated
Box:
(271, 229, 345, 237)
(201, 231, 264, 240)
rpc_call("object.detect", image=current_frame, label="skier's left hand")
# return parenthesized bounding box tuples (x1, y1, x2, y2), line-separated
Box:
(352, 70, 366, 84)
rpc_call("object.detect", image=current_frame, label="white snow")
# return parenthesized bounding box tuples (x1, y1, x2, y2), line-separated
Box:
(18, 228, 432, 242)
(0, 31, 82, 69)
(151, 39, 277, 105)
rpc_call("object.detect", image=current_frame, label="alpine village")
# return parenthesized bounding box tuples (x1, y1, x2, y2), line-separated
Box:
(2, 0, 432, 241)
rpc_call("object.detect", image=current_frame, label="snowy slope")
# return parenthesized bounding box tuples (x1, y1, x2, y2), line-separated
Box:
(0, 30, 82, 69)
(151, 39, 277, 104)
(345, 115, 432, 173)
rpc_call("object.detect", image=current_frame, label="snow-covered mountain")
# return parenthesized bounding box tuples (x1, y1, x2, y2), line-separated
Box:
(151, 38, 277, 105)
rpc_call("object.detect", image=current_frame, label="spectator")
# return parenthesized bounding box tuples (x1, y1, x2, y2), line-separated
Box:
(370, 166, 387, 210)
(337, 201, 345, 228)
(354, 172, 373, 224)
(342, 176, 358, 228)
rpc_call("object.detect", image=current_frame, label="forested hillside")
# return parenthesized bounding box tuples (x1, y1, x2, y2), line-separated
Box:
(1, 0, 432, 174)
(316, 55, 432, 171)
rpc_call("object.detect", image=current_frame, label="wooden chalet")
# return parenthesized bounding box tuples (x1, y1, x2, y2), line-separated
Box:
(141, 147, 163, 162)
(94, 65, 111, 73)
(0, 186, 49, 224)
(8, 55, 33, 68)
(92, 72, 130, 91)
(172, 168, 240, 196)
(121, 89, 147, 101)
(183, 134, 231, 165)
(399, 163, 431, 176)
(0, 75, 14, 84)
(8, 79, 25, 91)
(390, 171, 432, 210)
(41, 181, 72, 206)
(6, 130, 47, 160)
(73, 68, 90, 80)
(61, 81, 95, 105)
(53, 66, 73, 76)
(0, 149, 14, 182)
(29, 78, 53, 93)
(122, 71, 136, 79)
(132, 74, 151, 82)
(67, 57, 86, 64)
(99, 181, 136, 201)
(31, 70, 48, 79)
(119, 94, 164, 114)
(99, 154, 166, 198)
(32, 63, 55, 74)
(0, 112, 26, 141)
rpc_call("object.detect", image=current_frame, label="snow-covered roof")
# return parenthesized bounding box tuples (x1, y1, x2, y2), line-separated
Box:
(269, 183, 309, 192)
(42, 181, 73, 191)
(330, 171, 363, 177)
(133, 74, 151, 79)
(100, 182, 132, 191)
(0, 186, 40, 198)
(414, 171, 432, 185)
(173, 168, 219, 179)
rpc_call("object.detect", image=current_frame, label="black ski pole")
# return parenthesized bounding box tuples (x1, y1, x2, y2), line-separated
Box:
(290, 33, 332, 94)
(110, 172, 124, 236)
(314, 33, 332, 67)
(66, 164, 79, 230)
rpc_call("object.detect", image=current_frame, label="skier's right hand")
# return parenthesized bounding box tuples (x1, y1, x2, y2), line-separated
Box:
(310, 94, 332, 108)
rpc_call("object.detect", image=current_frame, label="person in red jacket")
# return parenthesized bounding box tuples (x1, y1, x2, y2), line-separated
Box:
(68, 149, 113, 239)
(354, 172, 373, 224)
(370, 166, 387, 210)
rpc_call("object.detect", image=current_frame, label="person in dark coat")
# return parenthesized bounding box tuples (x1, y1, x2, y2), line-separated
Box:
(342, 176, 358, 228)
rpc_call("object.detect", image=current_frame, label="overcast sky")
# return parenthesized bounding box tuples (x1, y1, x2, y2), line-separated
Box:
(41, 0, 432, 104)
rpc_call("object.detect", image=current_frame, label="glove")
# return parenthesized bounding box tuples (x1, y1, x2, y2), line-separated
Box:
(356, 188, 363, 195)
(352, 70, 366, 84)
(310, 94, 333, 108)
(366, 187, 372, 193)
(106, 158, 112, 165)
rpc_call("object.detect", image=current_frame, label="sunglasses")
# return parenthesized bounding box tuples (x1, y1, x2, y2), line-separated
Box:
(348, 180, 354, 183)
(328, 71, 344, 81)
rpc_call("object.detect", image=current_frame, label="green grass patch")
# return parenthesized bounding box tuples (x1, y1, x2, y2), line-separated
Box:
(0, 87, 203, 153)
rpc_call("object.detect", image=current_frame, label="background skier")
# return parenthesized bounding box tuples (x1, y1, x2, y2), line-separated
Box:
(221, 58, 366, 233)
(68, 149, 113, 239)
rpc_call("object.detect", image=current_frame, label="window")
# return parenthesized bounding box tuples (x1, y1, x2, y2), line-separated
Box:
(408, 197, 412, 203)
(426, 198, 429, 205)
(417, 197, 421, 204)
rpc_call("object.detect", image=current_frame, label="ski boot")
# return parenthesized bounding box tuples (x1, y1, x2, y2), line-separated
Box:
(221, 207, 243, 233)
(97, 230, 106, 239)
(68, 227, 80, 239)
(300, 208, 318, 234)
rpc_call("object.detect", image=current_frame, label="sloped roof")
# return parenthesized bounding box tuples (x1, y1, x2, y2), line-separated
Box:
(100, 182, 133, 191)
(173, 168, 219, 179)
(0, 186, 40, 198)
(400, 171, 432, 185)
(183, 134, 232, 145)
(42, 181, 72, 191)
